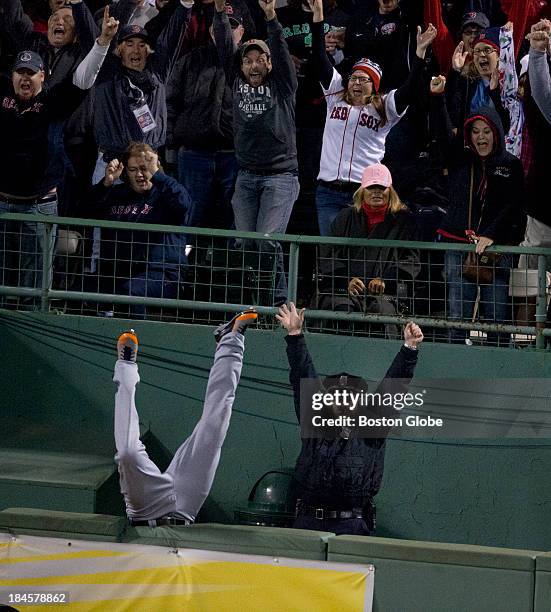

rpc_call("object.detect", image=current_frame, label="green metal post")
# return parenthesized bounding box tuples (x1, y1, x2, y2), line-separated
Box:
(287, 242, 299, 303)
(40, 222, 54, 313)
(536, 254, 547, 349)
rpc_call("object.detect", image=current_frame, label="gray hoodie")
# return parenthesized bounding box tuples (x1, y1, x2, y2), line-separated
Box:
(529, 47, 551, 125)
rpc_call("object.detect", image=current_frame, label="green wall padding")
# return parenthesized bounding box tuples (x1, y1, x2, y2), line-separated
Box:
(2, 310, 551, 550)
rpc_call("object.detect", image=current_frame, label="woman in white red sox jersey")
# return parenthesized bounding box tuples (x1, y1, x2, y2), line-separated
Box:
(307, 0, 437, 235)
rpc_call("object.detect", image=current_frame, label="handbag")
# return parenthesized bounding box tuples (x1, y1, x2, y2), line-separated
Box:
(463, 250, 502, 284)
(462, 165, 502, 284)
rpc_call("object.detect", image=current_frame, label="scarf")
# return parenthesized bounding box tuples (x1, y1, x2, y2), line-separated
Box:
(122, 67, 156, 95)
(362, 203, 388, 232)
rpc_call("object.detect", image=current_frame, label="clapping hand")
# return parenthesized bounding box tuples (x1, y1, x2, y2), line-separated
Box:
(416, 23, 437, 59)
(452, 41, 469, 71)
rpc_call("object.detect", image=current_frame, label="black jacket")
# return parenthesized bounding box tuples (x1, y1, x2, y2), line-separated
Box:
(344, 4, 418, 91)
(286, 334, 418, 509)
(167, 40, 234, 151)
(0, 76, 86, 197)
(433, 102, 525, 245)
(0, 0, 91, 88)
(321, 206, 421, 296)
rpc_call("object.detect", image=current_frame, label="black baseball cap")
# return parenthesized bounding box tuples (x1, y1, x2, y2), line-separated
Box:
(118, 24, 152, 45)
(12, 50, 44, 73)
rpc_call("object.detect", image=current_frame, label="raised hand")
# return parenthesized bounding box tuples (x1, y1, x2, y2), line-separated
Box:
(430, 75, 446, 95)
(276, 302, 305, 335)
(307, 0, 323, 23)
(258, 0, 276, 21)
(452, 41, 469, 71)
(526, 19, 551, 52)
(104, 158, 124, 187)
(416, 23, 437, 59)
(98, 6, 119, 47)
(138, 150, 160, 179)
(404, 322, 424, 348)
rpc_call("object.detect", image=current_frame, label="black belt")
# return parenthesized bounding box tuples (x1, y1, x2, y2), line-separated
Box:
(297, 505, 363, 520)
(0, 193, 57, 206)
(129, 516, 191, 527)
(319, 179, 361, 193)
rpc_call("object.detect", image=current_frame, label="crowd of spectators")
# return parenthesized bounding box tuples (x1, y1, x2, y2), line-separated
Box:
(1, 0, 551, 343)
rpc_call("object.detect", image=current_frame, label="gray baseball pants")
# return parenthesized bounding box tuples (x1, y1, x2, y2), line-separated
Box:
(113, 332, 245, 523)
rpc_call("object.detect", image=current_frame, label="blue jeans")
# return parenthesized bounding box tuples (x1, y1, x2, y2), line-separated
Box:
(315, 184, 354, 236)
(0, 197, 57, 306)
(122, 267, 181, 319)
(178, 149, 238, 228)
(445, 250, 512, 345)
(232, 169, 299, 305)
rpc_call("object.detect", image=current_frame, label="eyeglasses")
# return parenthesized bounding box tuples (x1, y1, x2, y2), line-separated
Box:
(349, 75, 372, 84)
(473, 47, 496, 56)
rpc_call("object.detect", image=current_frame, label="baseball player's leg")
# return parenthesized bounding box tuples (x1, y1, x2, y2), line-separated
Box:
(167, 313, 255, 520)
(113, 331, 174, 519)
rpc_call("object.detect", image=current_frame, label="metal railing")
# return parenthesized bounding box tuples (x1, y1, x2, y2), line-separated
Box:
(1, 212, 551, 348)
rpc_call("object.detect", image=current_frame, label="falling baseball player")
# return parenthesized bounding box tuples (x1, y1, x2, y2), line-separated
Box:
(113, 309, 257, 527)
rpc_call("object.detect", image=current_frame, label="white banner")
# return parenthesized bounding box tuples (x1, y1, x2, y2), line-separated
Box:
(0, 533, 374, 611)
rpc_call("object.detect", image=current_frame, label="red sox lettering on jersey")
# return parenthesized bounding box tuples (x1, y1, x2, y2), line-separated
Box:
(329, 105, 382, 132)
(318, 69, 407, 184)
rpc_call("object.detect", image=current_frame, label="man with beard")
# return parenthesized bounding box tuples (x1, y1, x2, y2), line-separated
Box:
(213, 0, 299, 305)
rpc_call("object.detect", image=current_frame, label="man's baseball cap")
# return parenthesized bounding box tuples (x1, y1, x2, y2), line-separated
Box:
(118, 24, 152, 45)
(12, 50, 44, 73)
(229, 16, 242, 29)
(241, 39, 270, 58)
(361, 163, 392, 189)
(461, 11, 490, 32)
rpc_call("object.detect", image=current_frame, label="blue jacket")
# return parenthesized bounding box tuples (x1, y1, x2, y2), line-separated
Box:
(88, 172, 191, 271)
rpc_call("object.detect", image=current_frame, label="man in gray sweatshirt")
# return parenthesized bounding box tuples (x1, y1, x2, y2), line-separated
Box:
(213, 0, 299, 304)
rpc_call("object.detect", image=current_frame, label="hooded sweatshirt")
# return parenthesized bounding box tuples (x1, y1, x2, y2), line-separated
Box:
(437, 105, 525, 245)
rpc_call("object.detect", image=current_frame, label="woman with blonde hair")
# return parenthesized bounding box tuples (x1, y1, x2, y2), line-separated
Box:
(315, 163, 421, 337)
(307, 0, 437, 235)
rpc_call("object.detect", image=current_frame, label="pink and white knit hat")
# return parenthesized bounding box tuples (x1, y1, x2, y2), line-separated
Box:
(351, 58, 383, 92)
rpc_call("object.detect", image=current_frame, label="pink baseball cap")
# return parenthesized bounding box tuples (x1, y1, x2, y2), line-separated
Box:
(361, 163, 392, 189)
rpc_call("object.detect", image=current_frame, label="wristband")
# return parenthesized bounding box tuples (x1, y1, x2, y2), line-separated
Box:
(404, 342, 418, 351)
